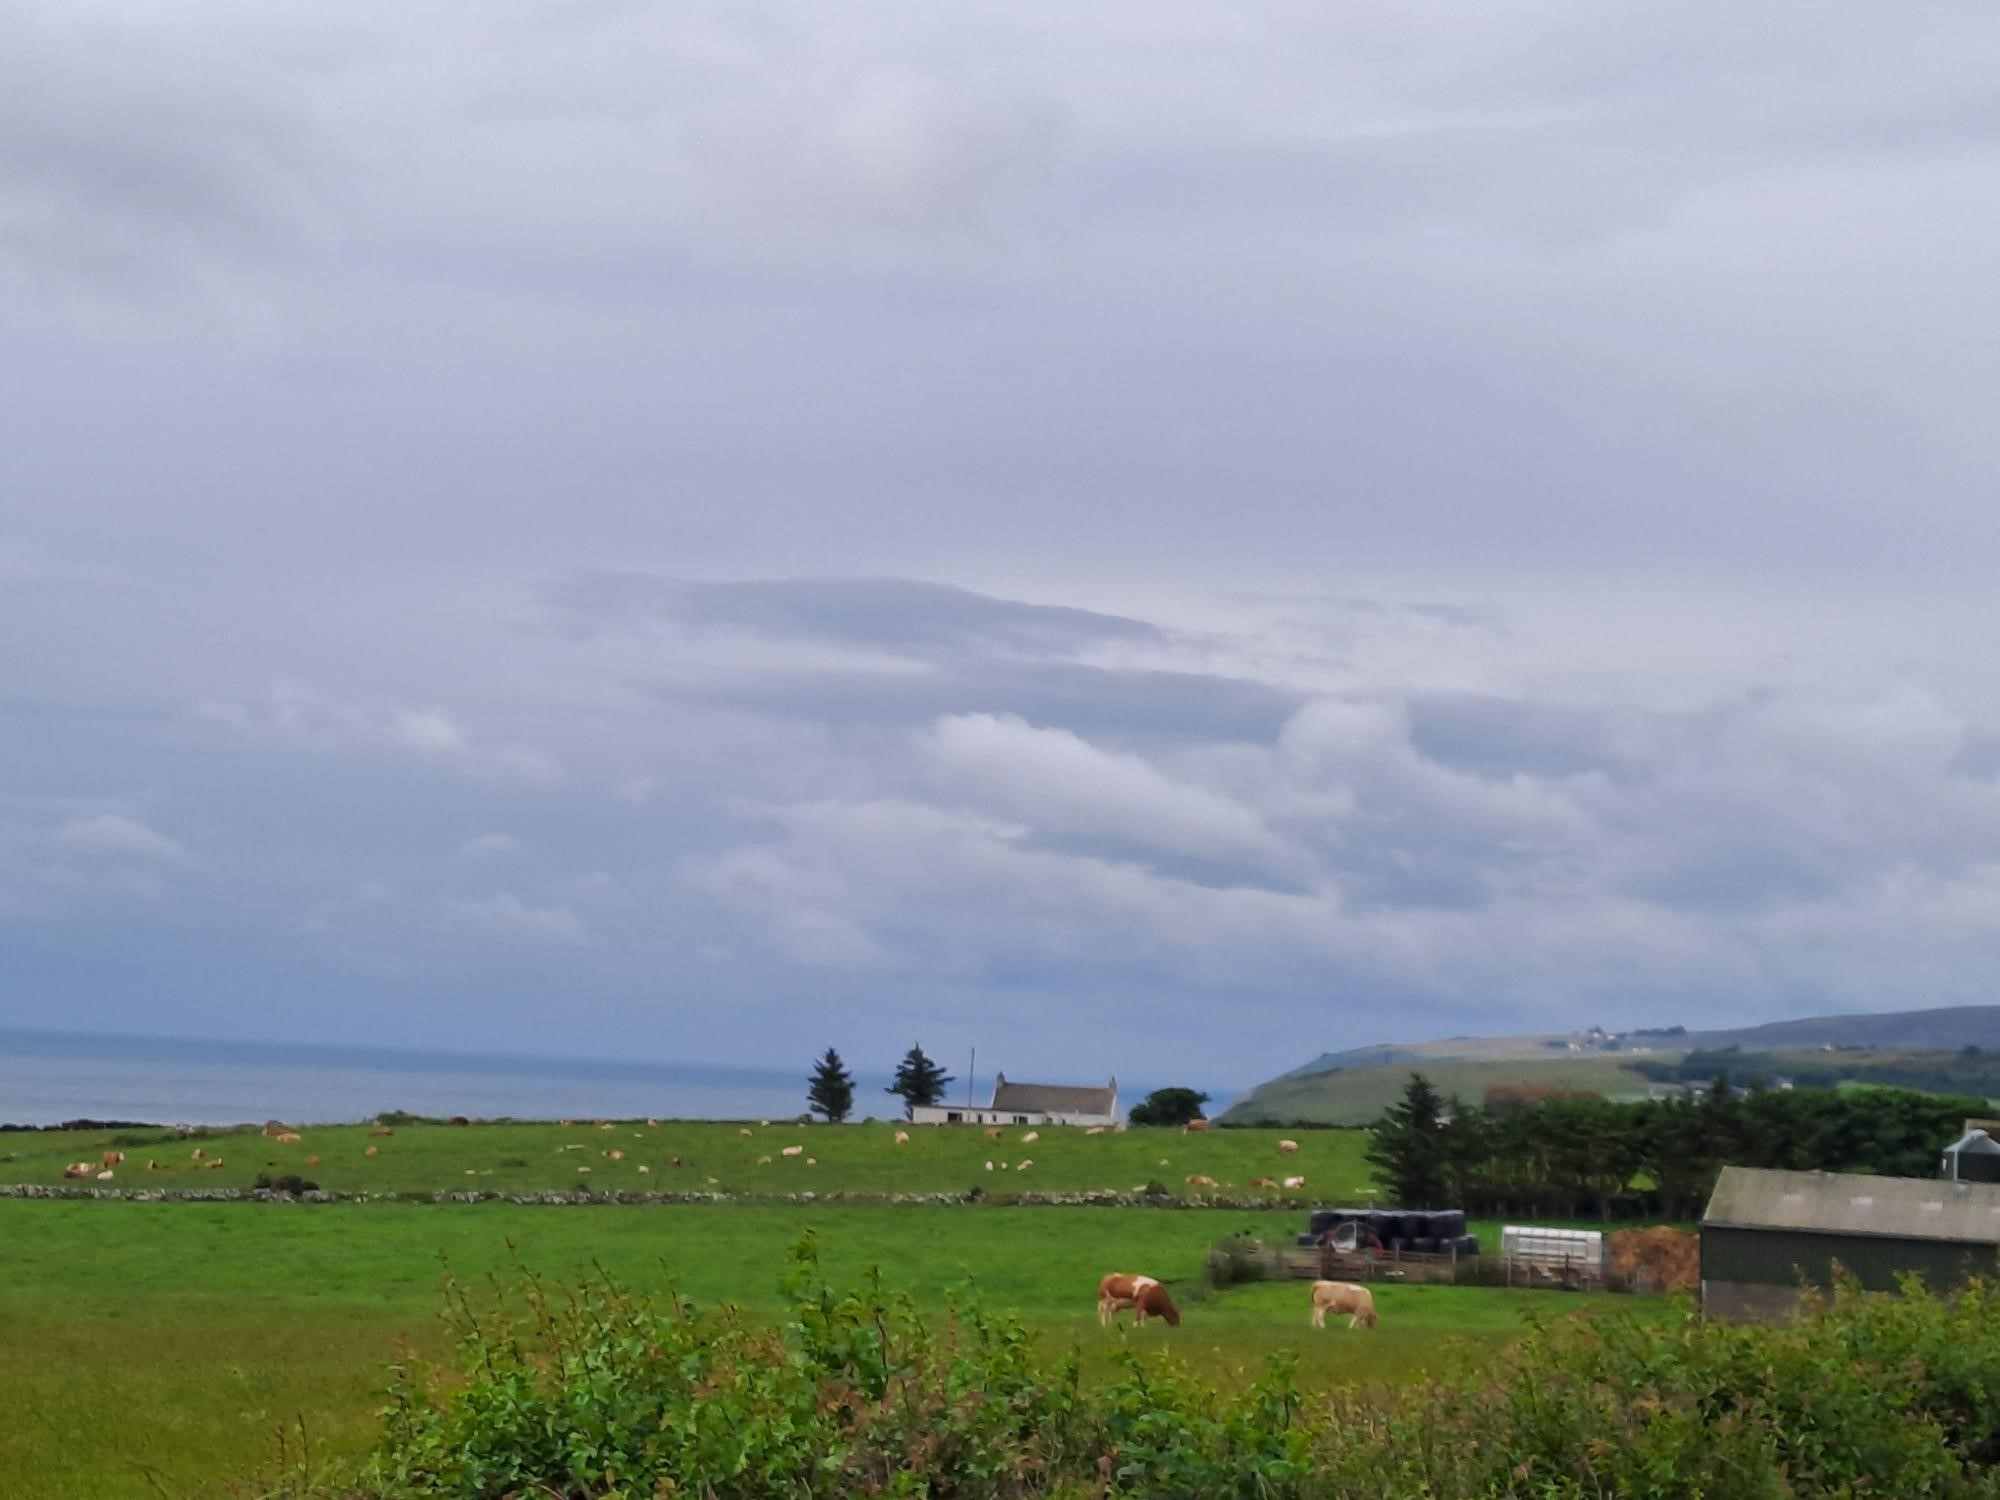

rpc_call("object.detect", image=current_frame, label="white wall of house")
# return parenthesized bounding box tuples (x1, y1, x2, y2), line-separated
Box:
(908, 1104, 1118, 1128)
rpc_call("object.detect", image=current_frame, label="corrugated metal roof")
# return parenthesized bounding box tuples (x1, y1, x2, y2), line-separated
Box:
(1945, 1130, 2000, 1157)
(1704, 1166, 2000, 1245)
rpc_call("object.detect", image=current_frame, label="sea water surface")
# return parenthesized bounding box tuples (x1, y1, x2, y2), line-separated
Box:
(0, 1028, 1186, 1127)
(0, 1028, 894, 1127)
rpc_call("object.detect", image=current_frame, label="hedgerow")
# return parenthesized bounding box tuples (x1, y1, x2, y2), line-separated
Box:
(312, 1241, 2000, 1498)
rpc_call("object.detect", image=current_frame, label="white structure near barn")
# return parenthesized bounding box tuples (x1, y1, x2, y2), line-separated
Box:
(910, 1073, 1119, 1128)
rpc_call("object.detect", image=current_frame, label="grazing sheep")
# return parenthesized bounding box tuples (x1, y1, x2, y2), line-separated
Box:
(781, 1144, 804, 1158)
(95, 1169, 114, 1181)
(206, 1158, 225, 1170)
(1310, 1281, 1378, 1330)
(1085, 1126, 1105, 1136)
(646, 1118, 660, 1127)
(62, 1162, 93, 1179)
(806, 1157, 817, 1166)
(637, 1164, 650, 1173)
(1185, 1174, 1218, 1188)
(1282, 1175, 1306, 1189)
(577, 1166, 591, 1174)
(740, 1128, 753, 1137)
(1277, 1140, 1300, 1156)
(365, 1146, 380, 1158)
(669, 1157, 682, 1168)
(1021, 1131, 1040, 1144)
(1016, 1159, 1033, 1171)
(758, 1155, 773, 1165)
(191, 1147, 205, 1161)
(894, 1131, 910, 1144)
(274, 1132, 302, 1144)
(985, 1161, 995, 1171)
(607, 1149, 624, 1161)
(147, 1159, 162, 1171)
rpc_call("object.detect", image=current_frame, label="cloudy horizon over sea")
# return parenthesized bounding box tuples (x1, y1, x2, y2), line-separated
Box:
(0, 1027, 1190, 1129)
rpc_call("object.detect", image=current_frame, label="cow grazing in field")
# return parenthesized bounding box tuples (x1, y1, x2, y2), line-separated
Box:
(985, 1127, 1003, 1140)
(1249, 1176, 1277, 1189)
(1185, 1174, 1218, 1188)
(576, 1165, 591, 1174)
(365, 1146, 380, 1158)
(806, 1157, 817, 1166)
(101, 1151, 125, 1168)
(637, 1164, 650, 1173)
(62, 1161, 93, 1179)
(669, 1157, 682, 1168)
(1184, 1119, 1209, 1134)
(191, 1147, 205, 1161)
(1021, 1131, 1039, 1144)
(1282, 1175, 1306, 1189)
(1310, 1281, 1378, 1329)
(305, 1156, 320, 1167)
(781, 1144, 804, 1157)
(1086, 1126, 1105, 1136)
(895, 1131, 910, 1144)
(1277, 1139, 1300, 1155)
(206, 1158, 225, 1170)
(646, 1118, 660, 1127)
(1097, 1273, 1181, 1327)
(607, 1149, 624, 1161)
(758, 1155, 773, 1165)
(740, 1128, 754, 1137)
(370, 1126, 394, 1138)
(148, 1159, 162, 1171)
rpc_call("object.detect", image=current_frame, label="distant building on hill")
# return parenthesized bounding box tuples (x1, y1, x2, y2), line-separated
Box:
(1701, 1165, 2000, 1321)
(910, 1073, 1119, 1128)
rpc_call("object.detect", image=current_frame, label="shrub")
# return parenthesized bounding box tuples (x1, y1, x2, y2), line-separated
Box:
(1202, 1234, 1269, 1290)
(323, 1257, 2000, 1498)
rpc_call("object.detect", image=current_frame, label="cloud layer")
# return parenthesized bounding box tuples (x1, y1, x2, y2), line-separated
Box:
(7, 4, 2000, 1084)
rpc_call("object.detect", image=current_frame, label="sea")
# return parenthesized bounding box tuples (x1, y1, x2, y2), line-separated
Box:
(0, 1028, 897, 1128)
(0, 1028, 1186, 1128)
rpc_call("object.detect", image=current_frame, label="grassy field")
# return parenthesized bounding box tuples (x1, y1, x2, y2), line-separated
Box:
(1223, 1056, 1657, 1125)
(0, 1198, 1665, 1498)
(0, 1119, 1377, 1200)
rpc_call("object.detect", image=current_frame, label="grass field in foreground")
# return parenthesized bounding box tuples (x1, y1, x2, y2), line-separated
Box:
(0, 1119, 1375, 1200)
(0, 1199, 1668, 1498)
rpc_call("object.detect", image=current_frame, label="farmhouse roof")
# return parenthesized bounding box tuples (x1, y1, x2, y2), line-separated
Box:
(1704, 1166, 2000, 1246)
(989, 1073, 1116, 1114)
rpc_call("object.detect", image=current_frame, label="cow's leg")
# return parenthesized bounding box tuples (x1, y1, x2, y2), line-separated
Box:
(1311, 1303, 1324, 1329)
(1098, 1296, 1111, 1326)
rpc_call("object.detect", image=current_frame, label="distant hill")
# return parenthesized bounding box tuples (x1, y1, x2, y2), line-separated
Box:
(1221, 1005, 2000, 1127)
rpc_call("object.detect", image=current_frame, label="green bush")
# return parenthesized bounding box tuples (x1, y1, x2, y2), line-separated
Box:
(326, 1252, 2000, 1498)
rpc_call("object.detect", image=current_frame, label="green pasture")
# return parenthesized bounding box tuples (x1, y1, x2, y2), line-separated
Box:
(0, 1119, 1376, 1201)
(0, 1199, 1663, 1498)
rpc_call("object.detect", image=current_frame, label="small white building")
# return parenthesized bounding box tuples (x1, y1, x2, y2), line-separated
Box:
(910, 1073, 1119, 1128)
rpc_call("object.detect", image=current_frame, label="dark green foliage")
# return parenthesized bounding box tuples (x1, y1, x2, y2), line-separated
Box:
(806, 1047, 856, 1124)
(338, 1254, 2000, 1497)
(1127, 1087, 1211, 1127)
(1373, 1070, 1988, 1218)
(885, 1043, 954, 1120)
(1364, 1073, 1452, 1208)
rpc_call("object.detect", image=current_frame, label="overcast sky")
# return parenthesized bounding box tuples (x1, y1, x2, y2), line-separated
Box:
(6, 2, 2000, 1093)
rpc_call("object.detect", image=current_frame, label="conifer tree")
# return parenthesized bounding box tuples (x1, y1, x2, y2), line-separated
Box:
(807, 1048, 856, 1123)
(885, 1043, 954, 1120)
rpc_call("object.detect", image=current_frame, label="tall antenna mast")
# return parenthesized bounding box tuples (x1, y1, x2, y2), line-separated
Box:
(969, 1046, 976, 1110)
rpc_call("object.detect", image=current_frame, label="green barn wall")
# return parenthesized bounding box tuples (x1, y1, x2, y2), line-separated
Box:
(1702, 1226, 1999, 1295)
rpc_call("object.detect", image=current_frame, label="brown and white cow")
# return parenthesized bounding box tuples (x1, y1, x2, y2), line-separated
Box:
(1097, 1273, 1181, 1327)
(1184, 1118, 1209, 1133)
(1309, 1280, 1378, 1330)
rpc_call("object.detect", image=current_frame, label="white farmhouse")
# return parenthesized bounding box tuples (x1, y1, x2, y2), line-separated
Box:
(910, 1072, 1119, 1128)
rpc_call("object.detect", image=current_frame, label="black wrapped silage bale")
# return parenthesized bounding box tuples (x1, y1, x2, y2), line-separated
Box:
(1309, 1210, 1340, 1236)
(1455, 1234, 1481, 1256)
(1434, 1209, 1467, 1239)
(1411, 1236, 1439, 1253)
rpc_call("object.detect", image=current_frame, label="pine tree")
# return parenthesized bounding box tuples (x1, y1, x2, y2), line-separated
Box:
(1365, 1071, 1451, 1208)
(807, 1048, 856, 1124)
(885, 1043, 954, 1120)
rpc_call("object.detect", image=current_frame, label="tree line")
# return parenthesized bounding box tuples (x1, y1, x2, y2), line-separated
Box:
(1367, 1072, 1987, 1219)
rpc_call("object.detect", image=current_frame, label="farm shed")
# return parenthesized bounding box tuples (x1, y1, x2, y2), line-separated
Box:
(1942, 1128, 2000, 1184)
(1701, 1166, 2000, 1322)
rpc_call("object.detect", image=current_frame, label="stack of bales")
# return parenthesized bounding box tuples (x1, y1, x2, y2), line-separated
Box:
(1608, 1226, 1699, 1293)
(1298, 1207, 1480, 1256)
